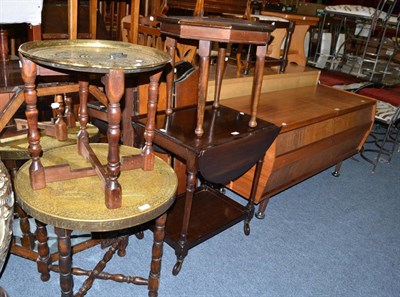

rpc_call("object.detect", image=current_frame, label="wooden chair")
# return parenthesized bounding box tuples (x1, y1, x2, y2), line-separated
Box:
(121, 13, 197, 64)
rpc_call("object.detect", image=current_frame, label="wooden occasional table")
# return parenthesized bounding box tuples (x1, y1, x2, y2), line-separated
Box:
(261, 11, 320, 67)
(18, 39, 170, 209)
(1, 123, 100, 261)
(158, 16, 275, 136)
(223, 84, 376, 218)
(15, 144, 177, 296)
(134, 104, 280, 275)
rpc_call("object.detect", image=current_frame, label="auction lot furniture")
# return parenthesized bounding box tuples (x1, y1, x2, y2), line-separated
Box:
(158, 15, 275, 136)
(223, 83, 376, 218)
(15, 144, 177, 296)
(134, 104, 280, 275)
(14, 39, 177, 296)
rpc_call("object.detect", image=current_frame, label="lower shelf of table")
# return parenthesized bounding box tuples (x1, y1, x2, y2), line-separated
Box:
(164, 185, 248, 251)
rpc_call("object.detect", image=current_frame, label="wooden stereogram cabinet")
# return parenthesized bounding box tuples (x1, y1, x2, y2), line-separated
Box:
(218, 68, 376, 218)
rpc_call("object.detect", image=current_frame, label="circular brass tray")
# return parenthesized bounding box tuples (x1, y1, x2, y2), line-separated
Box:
(19, 40, 171, 74)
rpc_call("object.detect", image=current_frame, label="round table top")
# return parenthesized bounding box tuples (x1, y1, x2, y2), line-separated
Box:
(14, 144, 177, 232)
(0, 123, 99, 160)
(18, 40, 171, 74)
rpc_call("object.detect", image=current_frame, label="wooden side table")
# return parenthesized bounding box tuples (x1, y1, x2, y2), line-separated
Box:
(134, 104, 280, 275)
(15, 144, 177, 296)
(158, 16, 275, 136)
(18, 39, 171, 209)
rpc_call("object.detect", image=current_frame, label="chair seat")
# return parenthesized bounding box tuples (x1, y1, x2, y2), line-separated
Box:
(375, 100, 399, 123)
(358, 85, 400, 107)
(318, 70, 370, 90)
(324, 5, 386, 19)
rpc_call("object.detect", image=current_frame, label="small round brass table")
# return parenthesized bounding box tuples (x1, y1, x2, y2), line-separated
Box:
(15, 144, 177, 297)
(0, 123, 99, 160)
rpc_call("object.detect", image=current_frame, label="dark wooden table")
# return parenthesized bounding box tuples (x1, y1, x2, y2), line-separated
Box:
(134, 104, 280, 275)
(158, 15, 275, 136)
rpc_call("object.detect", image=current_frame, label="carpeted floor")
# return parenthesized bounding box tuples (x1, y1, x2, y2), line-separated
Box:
(1, 142, 399, 297)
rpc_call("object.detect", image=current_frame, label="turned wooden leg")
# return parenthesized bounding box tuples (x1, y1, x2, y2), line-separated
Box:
(165, 37, 177, 115)
(15, 204, 35, 249)
(142, 70, 163, 171)
(102, 69, 125, 209)
(213, 44, 227, 108)
(249, 44, 267, 128)
(196, 40, 211, 137)
(55, 228, 73, 297)
(148, 212, 168, 297)
(35, 220, 51, 282)
(121, 87, 135, 146)
(117, 235, 129, 257)
(20, 55, 45, 189)
(77, 80, 90, 154)
(172, 158, 197, 276)
(244, 156, 265, 235)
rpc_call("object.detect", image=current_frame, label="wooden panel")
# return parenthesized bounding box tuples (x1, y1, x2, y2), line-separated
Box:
(0, 93, 12, 112)
(207, 65, 319, 100)
(224, 85, 375, 204)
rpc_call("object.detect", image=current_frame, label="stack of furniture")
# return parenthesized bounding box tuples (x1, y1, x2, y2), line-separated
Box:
(15, 38, 177, 296)
(358, 84, 400, 172)
(130, 0, 282, 276)
(312, 0, 398, 82)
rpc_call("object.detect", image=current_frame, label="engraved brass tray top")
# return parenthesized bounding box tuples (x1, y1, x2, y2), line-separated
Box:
(18, 40, 171, 74)
(15, 144, 177, 232)
(0, 123, 99, 160)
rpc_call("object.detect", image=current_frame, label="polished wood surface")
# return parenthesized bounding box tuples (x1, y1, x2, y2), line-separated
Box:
(261, 10, 320, 67)
(159, 15, 275, 136)
(222, 84, 376, 217)
(134, 104, 280, 275)
(15, 144, 177, 296)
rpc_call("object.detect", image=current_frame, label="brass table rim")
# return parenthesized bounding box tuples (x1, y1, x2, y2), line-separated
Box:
(15, 144, 177, 232)
(18, 39, 171, 74)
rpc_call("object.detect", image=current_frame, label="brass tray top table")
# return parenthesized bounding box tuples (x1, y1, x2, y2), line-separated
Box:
(15, 144, 177, 297)
(1, 122, 99, 261)
(158, 16, 275, 136)
(18, 39, 171, 209)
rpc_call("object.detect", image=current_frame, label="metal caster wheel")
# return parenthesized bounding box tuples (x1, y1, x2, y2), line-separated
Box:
(255, 212, 265, 219)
